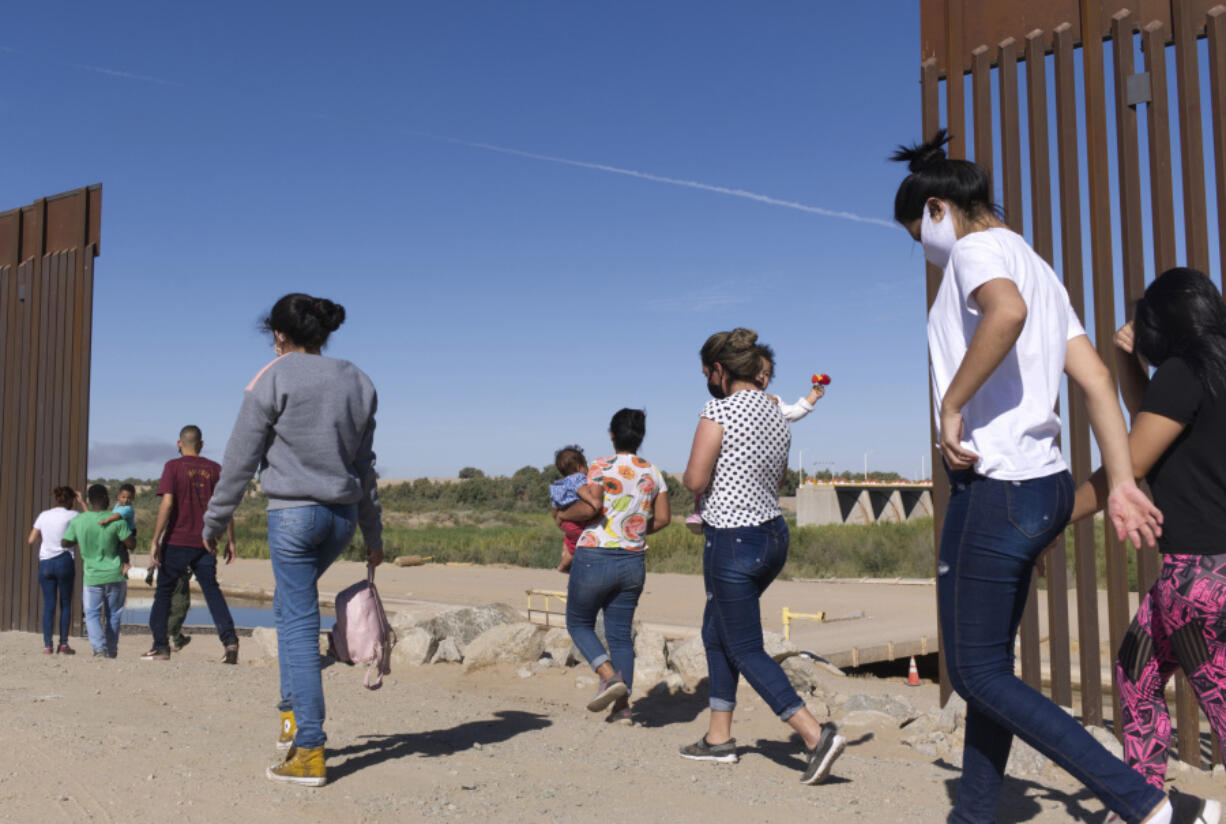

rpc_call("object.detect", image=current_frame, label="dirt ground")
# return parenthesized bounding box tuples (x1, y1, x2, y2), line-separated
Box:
(1, 562, 1220, 823)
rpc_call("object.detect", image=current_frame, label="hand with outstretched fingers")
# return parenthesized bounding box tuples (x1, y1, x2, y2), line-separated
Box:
(1107, 481, 1163, 549)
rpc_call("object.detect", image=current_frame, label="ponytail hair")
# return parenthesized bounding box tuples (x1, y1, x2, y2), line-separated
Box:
(891, 129, 1000, 224)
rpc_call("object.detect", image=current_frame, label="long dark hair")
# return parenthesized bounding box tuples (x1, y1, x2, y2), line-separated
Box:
(1134, 267, 1226, 397)
(891, 129, 1000, 224)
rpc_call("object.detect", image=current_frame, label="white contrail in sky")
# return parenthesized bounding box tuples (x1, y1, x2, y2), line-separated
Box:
(419, 133, 900, 230)
(1, 47, 182, 86)
(0, 47, 897, 230)
(69, 62, 184, 86)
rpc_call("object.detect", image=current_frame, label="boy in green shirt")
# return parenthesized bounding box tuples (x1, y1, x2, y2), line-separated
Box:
(104, 484, 193, 650)
(62, 484, 135, 657)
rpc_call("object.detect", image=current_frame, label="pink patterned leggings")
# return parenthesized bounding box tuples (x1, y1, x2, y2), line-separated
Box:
(1115, 552, 1226, 788)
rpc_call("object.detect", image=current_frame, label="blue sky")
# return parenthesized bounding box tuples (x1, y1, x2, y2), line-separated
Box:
(5, 2, 934, 480)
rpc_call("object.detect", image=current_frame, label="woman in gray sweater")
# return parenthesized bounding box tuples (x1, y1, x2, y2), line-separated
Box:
(202, 293, 383, 788)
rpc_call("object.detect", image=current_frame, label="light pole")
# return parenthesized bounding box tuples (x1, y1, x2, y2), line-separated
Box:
(863, 450, 873, 482)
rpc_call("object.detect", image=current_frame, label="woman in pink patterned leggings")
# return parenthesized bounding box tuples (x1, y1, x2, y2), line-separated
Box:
(1070, 267, 1226, 804)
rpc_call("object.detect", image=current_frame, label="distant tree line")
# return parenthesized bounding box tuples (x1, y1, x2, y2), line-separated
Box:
(87, 465, 908, 519)
(378, 466, 696, 513)
(802, 469, 904, 483)
(375, 466, 908, 515)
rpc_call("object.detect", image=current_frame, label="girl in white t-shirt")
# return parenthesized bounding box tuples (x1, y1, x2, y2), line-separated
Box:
(27, 486, 82, 655)
(892, 130, 1197, 824)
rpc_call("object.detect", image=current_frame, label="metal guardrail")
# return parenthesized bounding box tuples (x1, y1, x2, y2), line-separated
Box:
(526, 589, 567, 628)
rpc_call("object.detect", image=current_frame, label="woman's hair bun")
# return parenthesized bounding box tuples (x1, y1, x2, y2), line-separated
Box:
(892, 128, 952, 173)
(700, 327, 768, 383)
(727, 327, 758, 347)
(264, 293, 345, 350)
(313, 298, 346, 332)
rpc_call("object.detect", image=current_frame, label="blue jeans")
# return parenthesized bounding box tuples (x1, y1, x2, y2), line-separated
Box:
(39, 553, 75, 647)
(702, 516, 804, 720)
(150, 545, 237, 650)
(269, 503, 356, 749)
(940, 469, 1165, 824)
(565, 547, 645, 692)
(83, 581, 126, 656)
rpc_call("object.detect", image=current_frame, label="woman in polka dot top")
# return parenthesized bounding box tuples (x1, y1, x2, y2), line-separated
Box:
(678, 328, 845, 784)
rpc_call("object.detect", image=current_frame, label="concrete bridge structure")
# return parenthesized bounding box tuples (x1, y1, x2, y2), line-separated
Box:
(795, 482, 934, 526)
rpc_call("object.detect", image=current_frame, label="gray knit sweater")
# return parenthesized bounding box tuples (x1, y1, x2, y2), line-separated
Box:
(202, 353, 383, 547)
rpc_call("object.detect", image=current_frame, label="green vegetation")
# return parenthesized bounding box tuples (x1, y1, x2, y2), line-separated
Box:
(87, 472, 1139, 587)
(246, 511, 938, 579)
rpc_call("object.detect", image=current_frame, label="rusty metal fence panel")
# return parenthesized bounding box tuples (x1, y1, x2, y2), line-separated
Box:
(920, 0, 1226, 767)
(0, 185, 101, 635)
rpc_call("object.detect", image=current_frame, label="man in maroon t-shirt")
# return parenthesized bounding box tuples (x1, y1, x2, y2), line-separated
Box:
(143, 425, 239, 662)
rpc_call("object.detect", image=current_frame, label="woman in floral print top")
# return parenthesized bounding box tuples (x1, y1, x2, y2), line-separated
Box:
(577, 452, 667, 550)
(557, 408, 670, 722)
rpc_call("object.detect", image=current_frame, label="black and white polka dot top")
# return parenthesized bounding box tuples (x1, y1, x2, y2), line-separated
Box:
(700, 389, 790, 528)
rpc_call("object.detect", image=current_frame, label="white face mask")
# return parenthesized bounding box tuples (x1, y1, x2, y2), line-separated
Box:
(920, 202, 958, 269)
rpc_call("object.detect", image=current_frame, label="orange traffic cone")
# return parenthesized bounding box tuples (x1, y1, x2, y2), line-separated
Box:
(907, 656, 920, 687)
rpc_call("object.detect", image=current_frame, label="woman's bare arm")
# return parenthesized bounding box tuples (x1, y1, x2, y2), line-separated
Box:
(1110, 322, 1148, 419)
(1064, 335, 1162, 547)
(683, 418, 723, 496)
(647, 491, 671, 534)
(938, 278, 1028, 469)
(1069, 412, 1186, 523)
(557, 485, 602, 523)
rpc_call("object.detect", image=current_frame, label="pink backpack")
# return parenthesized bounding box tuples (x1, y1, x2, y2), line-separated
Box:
(327, 567, 396, 690)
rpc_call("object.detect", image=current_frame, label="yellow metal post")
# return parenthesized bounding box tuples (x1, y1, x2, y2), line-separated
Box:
(781, 606, 825, 640)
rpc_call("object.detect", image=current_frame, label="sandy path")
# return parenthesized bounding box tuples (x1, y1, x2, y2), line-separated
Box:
(3, 629, 1218, 823)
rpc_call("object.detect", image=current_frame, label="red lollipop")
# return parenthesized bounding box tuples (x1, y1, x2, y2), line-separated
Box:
(811, 373, 832, 386)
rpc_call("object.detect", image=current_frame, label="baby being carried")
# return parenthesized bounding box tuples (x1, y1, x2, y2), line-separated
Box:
(549, 445, 602, 572)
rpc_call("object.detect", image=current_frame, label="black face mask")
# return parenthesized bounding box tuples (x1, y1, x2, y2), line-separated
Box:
(707, 379, 726, 400)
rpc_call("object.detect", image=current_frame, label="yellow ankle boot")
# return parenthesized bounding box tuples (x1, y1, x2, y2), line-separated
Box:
(276, 711, 296, 754)
(266, 745, 325, 787)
